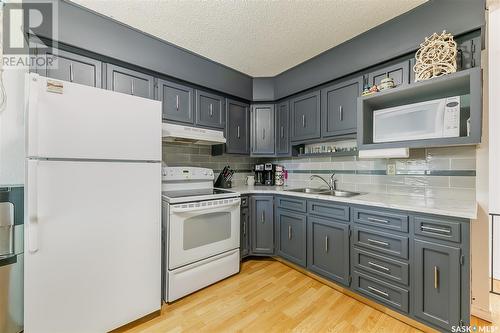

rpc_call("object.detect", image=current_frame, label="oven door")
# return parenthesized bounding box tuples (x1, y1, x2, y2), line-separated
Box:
(168, 198, 240, 270)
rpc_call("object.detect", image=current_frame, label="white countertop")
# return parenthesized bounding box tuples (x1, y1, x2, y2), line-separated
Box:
(230, 185, 477, 219)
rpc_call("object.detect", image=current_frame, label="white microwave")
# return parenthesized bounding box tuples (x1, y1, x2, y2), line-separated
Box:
(373, 96, 462, 143)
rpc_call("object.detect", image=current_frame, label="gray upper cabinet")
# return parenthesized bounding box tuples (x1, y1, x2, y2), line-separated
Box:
(226, 99, 250, 154)
(195, 90, 225, 129)
(276, 209, 307, 267)
(42, 49, 102, 88)
(158, 79, 194, 124)
(106, 64, 155, 99)
(290, 90, 321, 142)
(414, 239, 461, 330)
(251, 104, 275, 156)
(321, 77, 362, 137)
(365, 60, 410, 89)
(307, 216, 350, 286)
(250, 195, 274, 255)
(276, 101, 290, 156)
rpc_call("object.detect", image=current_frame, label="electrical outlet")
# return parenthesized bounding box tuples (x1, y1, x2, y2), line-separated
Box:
(387, 163, 396, 176)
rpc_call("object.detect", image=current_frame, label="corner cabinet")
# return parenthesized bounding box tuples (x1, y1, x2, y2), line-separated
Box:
(250, 195, 274, 255)
(158, 79, 194, 124)
(226, 99, 250, 154)
(106, 64, 155, 99)
(276, 101, 291, 156)
(251, 104, 275, 156)
(290, 90, 321, 142)
(321, 77, 362, 137)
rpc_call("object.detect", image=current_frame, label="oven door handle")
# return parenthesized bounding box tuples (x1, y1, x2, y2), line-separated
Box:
(170, 199, 240, 214)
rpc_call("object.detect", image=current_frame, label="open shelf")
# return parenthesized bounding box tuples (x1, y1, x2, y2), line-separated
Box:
(357, 67, 482, 150)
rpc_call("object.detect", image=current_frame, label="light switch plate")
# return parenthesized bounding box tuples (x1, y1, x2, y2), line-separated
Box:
(387, 163, 396, 176)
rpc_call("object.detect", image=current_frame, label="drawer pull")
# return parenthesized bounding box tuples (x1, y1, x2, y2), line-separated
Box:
(434, 266, 439, 289)
(367, 217, 390, 224)
(367, 286, 389, 298)
(368, 261, 390, 272)
(421, 225, 451, 234)
(325, 235, 329, 253)
(367, 238, 390, 247)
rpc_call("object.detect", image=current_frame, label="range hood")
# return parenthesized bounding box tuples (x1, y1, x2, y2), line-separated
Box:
(162, 123, 226, 145)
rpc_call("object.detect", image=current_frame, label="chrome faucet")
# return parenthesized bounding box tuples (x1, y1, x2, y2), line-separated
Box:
(310, 173, 338, 191)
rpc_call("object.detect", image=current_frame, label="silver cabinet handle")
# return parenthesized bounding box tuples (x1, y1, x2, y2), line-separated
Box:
(302, 114, 306, 127)
(237, 126, 240, 139)
(367, 238, 390, 247)
(261, 211, 265, 223)
(288, 225, 292, 240)
(367, 217, 390, 224)
(69, 63, 74, 82)
(434, 266, 439, 289)
(176, 95, 179, 110)
(131, 80, 135, 95)
(325, 235, 329, 253)
(339, 105, 343, 121)
(368, 261, 390, 272)
(243, 220, 246, 236)
(209, 104, 213, 117)
(281, 126, 284, 138)
(368, 286, 389, 298)
(421, 225, 451, 234)
(262, 128, 265, 140)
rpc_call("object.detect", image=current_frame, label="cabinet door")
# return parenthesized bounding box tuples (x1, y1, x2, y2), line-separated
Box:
(106, 64, 155, 99)
(44, 49, 102, 88)
(307, 216, 350, 286)
(277, 209, 306, 267)
(321, 77, 362, 137)
(250, 196, 274, 255)
(366, 60, 410, 88)
(251, 104, 275, 155)
(158, 79, 194, 124)
(276, 101, 290, 156)
(240, 207, 250, 259)
(414, 239, 461, 330)
(291, 90, 321, 142)
(195, 90, 225, 129)
(226, 99, 250, 154)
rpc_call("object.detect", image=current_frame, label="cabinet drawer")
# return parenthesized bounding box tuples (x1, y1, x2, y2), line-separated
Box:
(353, 270, 409, 313)
(353, 207, 409, 233)
(276, 196, 306, 212)
(352, 227, 408, 259)
(414, 216, 461, 243)
(241, 196, 248, 208)
(308, 200, 350, 222)
(352, 247, 409, 286)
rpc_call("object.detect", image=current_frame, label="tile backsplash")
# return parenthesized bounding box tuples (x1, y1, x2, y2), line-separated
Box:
(162, 142, 476, 200)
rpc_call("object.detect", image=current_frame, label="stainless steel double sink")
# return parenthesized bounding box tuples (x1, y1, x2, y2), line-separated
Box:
(285, 188, 360, 197)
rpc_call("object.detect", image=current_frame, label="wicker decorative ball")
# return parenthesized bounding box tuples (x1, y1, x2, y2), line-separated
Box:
(413, 31, 457, 82)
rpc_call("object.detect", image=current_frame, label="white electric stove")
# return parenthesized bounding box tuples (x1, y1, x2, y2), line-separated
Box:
(162, 167, 240, 302)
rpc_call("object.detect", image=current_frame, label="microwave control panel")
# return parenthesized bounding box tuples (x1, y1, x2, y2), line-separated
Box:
(443, 96, 460, 137)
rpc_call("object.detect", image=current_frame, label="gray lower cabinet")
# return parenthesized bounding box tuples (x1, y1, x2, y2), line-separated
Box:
(251, 104, 275, 156)
(414, 239, 461, 330)
(290, 90, 321, 142)
(158, 79, 194, 124)
(226, 99, 250, 154)
(41, 49, 102, 88)
(276, 101, 290, 156)
(365, 59, 410, 89)
(106, 64, 155, 99)
(240, 206, 250, 258)
(321, 77, 362, 137)
(307, 216, 350, 286)
(250, 195, 274, 255)
(276, 209, 307, 267)
(195, 90, 225, 129)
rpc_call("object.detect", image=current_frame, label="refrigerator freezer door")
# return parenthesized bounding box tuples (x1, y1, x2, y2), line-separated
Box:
(24, 160, 161, 333)
(26, 73, 161, 161)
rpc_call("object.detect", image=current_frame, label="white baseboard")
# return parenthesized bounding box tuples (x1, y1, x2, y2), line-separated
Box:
(471, 304, 493, 322)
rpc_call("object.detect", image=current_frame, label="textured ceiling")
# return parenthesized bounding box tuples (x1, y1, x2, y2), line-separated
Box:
(70, 0, 427, 77)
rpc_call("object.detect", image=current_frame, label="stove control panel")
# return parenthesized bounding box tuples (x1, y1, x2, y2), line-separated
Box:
(162, 166, 214, 181)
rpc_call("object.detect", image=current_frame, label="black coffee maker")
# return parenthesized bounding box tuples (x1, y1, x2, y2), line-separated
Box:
(254, 164, 265, 185)
(264, 163, 275, 186)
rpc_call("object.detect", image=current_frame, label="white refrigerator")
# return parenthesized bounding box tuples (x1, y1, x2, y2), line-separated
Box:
(24, 73, 162, 333)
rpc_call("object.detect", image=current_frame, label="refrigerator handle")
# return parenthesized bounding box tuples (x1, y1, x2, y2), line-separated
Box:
(27, 160, 39, 253)
(27, 74, 40, 157)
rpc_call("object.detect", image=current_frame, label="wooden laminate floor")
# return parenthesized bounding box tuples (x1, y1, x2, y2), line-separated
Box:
(120, 258, 428, 333)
